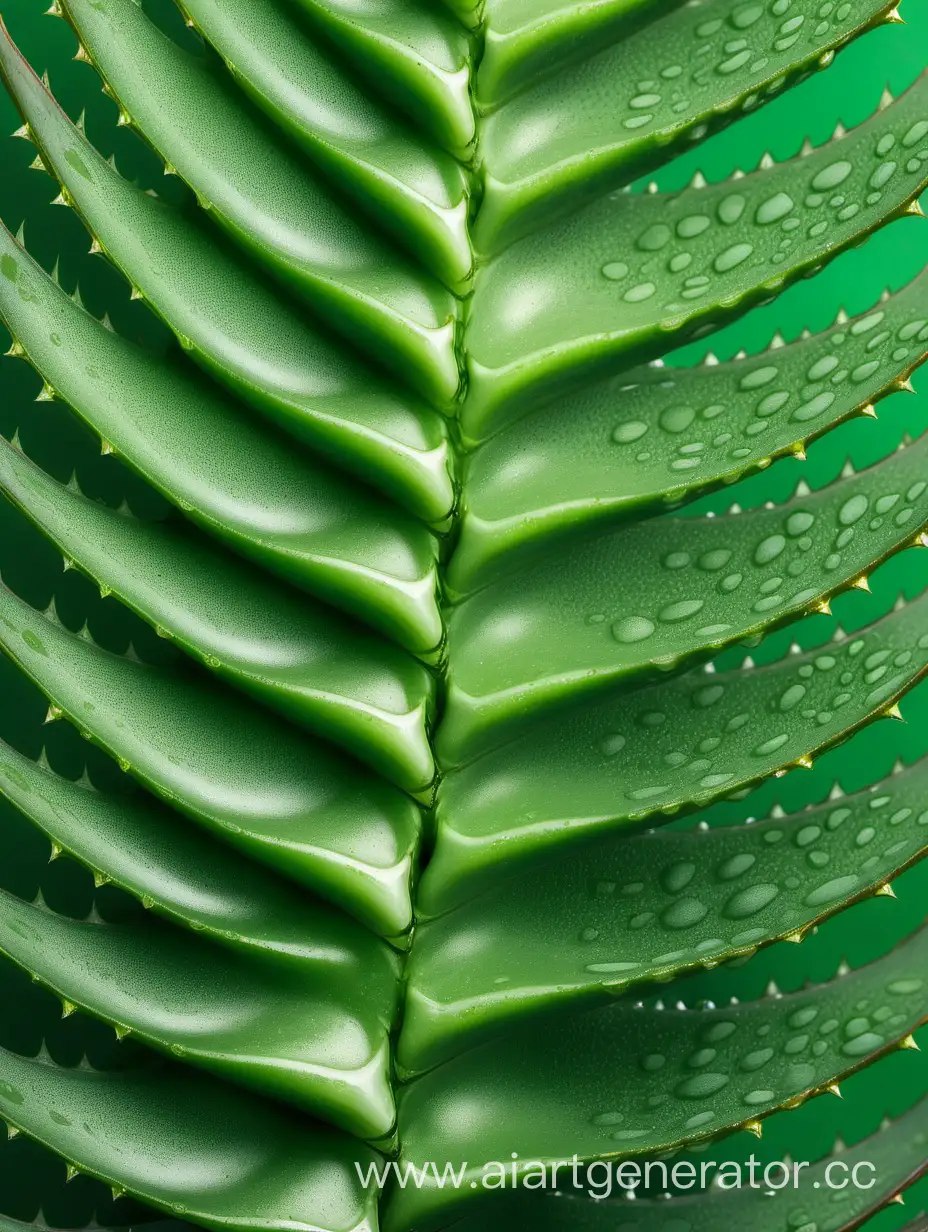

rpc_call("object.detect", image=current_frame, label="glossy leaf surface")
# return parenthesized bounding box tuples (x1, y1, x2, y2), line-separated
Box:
(0, 582, 421, 936)
(451, 1091, 928, 1230)
(0, 738, 399, 970)
(0, 0, 926, 1225)
(0, 1050, 381, 1232)
(455, 270, 928, 588)
(426, 592, 928, 912)
(403, 755, 928, 1069)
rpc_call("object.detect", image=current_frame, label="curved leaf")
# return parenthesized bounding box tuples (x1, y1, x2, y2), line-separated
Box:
(448, 1091, 928, 1231)
(402, 754, 928, 1070)
(0, 738, 396, 969)
(477, 0, 682, 106)
(454, 270, 928, 588)
(0, 438, 436, 792)
(0, 888, 398, 1137)
(0, 222, 443, 655)
(465, 79, 928, 438)
(390, 925, 928, 1231)
(285, 0, 474, 154)
(178, 0, 472, 291)
(0, 25, 457, 522)
(477, 0, 894, 248)
(57, 0, 460, 406)
(0, 1050, 380, 1232)
(0, 583, 422, 937)
(423, 588, 928, 914)
(439, 434, 928, 762)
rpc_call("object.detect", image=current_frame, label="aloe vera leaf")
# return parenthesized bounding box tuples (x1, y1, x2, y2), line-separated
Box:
(0, 30, 457, 525)
(0, 223, 443, 655)
(0, 887, 398, 1137)
(0, 738, 400, 971)
(454, 270, 928, 586)
(402, 755, 928, 1070)
(56, 0, 460, 408)
(389, 924, 928, 1232)
(477, 0, 894, 249)
(176, 0, 472, 294)
(422, 588, 928, 914)
(285, 0, 474, 154)
(449, 1092, 928, 1231)
(0, 440, 436, 792)
(439, 0, 482, 31)
(0, 1051, 380, 1232)
(439, 436, 928, 763)
(0, 584, 422, 937)
(465, 81, 928, 439)
(477, 0, 683, 107)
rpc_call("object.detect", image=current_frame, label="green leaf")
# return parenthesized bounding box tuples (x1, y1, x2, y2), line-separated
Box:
(465, 80, 928, 438)
(439, 434, 928, 763)
(0, 25, 457, 521)
(0, 582, 422, 937)
(454, 270, 928, 589)
(402, 754, 928, 1070)
(177, 0, 473, 291)
(0, 1050, 381, 1232)
(390, 924, 928, 1232)
(0, 885, 398, 1137)
(424, 588, 928, 914)
(285, 0, 474, 154)
(477, 0, 895, 248)
(57, 0, 460, 406)
(477, 0, 682, 107)
(448, 1090, 928, 1230)
(0, 737, 397, 970)
(0, 226, 444, 656)
(0, 438, 436, 792)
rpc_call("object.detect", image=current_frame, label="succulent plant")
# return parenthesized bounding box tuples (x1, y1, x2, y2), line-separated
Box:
(0, 0, 926, 1228)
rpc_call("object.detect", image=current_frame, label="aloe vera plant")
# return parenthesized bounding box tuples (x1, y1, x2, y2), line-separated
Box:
(0, 0, 926, 1228)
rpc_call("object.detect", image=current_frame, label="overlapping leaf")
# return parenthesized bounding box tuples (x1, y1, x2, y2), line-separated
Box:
(391, 924, 928, 1230)
(425, 590, 928, 912)
(0, 0, 925, 1226)
(0, 581, 421, 936)
(403, 754, 928, 1069)
(449, 1090, 928, 1230)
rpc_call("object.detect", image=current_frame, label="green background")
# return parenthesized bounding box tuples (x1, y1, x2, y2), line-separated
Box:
(0, 0, 925, 1224)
